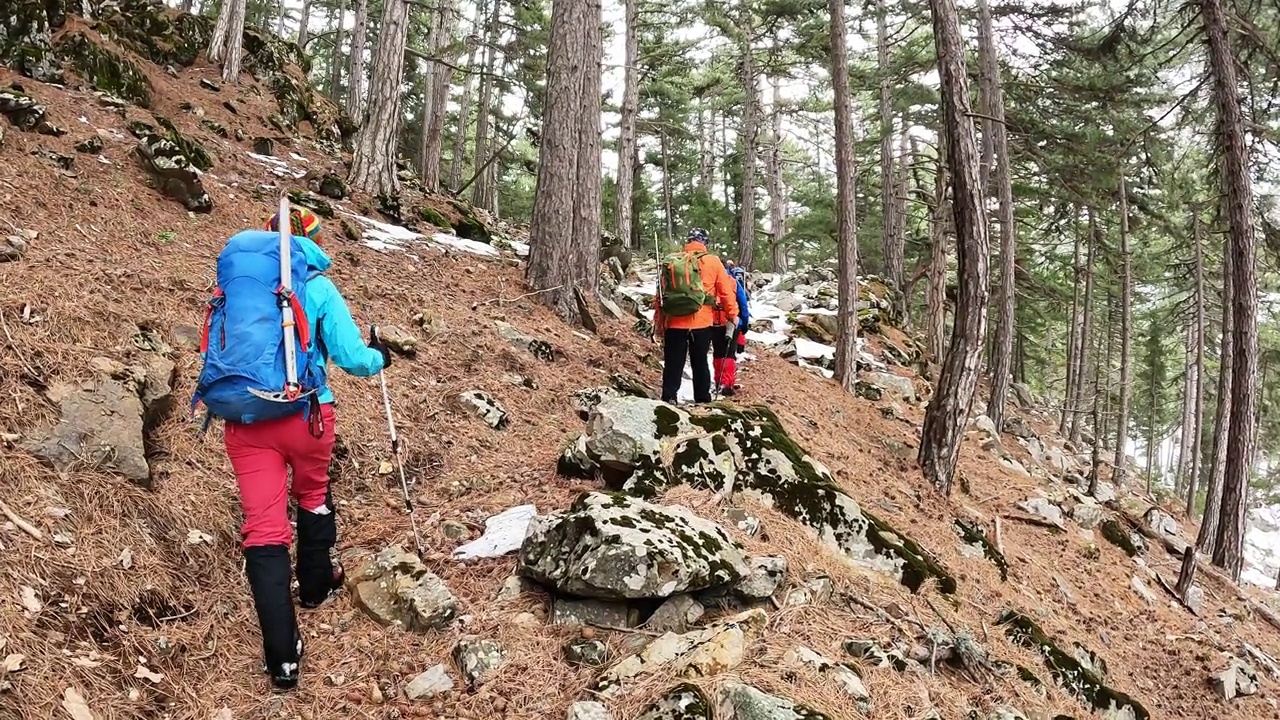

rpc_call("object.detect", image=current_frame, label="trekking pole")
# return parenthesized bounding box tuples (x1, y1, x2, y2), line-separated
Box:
(372, 326, 425, 560)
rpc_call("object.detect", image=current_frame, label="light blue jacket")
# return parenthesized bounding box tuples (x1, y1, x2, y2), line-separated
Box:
(296, 237, 386, 403)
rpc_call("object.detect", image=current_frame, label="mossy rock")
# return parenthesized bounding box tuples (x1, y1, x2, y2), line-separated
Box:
(75, 135, 104, 153)
(153, 116, 212, 170)
(447, 199, 492, 243)
(288, 190, 335, 219)
(0, 90, 66, 135)
(954, 518, 1008, 581)
(418, 205, 453, 231)
(997, 610, 1149, 720)
(55, 31, 151, 108)
(200, 118, 228, 138)
(317, 173, 347, 200)
(0, 0, 67, 83)
(93, 0, 212, 67)
(1099, 518, 1143, 557)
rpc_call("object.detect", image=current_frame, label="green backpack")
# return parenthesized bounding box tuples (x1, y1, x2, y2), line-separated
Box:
(659, 250, 712, 317)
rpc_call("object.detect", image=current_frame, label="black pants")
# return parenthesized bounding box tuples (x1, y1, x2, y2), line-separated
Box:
(662, 327, 713, 403)
(711, 325, 740, 360)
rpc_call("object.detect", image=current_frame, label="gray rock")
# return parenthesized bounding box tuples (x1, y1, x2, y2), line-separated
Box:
(347, 547, 458, 632)
(563, 638, 608, 667)
(571, 386, 623, 421)
(972, 414, 1000, 441)
(1092, 481, 1118, 504)
(1212, 658, 1259, 700)
(1143, 507, 1180, 537)
(785, 576, 834, 607)
(716, 681, 832, 720)
(732, 556, 788, 600)
(494, 574, 531, 601)
(1003, 416, 1036, 439)
(452, 637, 504, 687)
(584, 398, 689, 491)
(457, 390, 509, 430)
(551, 598, 638, 628)
(29, 357, 175, 487)
(723, 507, 763, 537)
(1011, 383, 1035, 408)
(597, 609, 766, 695)
(1185, 585, 1205, 616)
(495, 320, 556, 361)
(1129, 576, 1156, 606)
(519, 492, 749, 600)
(1016, 498, 1065, 528)
(598, 292, 626, 320)
(987, 707, 1028, 720)
(1071, 502, 1105, 530)
(773, 291, 804, 312)
(783, 646, 869, 709)
(377, 325, 417, 355)
(135, 133, 212, 212)
(862, 371, 917, 402)
(1, 234, 29, 262)
(557, 434, 598, 478)
(637, 684, 713, 720)
(645, 595, 704, 633)
(404, 664, 453, 700)
(567, 701, 611, 720)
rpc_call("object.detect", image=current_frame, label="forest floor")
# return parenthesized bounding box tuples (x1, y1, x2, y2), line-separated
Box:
(2, 13, 1280, 720)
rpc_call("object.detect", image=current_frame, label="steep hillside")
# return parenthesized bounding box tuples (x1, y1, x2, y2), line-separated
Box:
(2, 4, 1280, 720)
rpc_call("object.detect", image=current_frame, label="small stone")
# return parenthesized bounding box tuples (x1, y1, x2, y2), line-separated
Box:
(347, 546, 458, 631)
(1016, 497, 1065, 528)
(513, 612, 539, 629)
(74, 136, 103, 154)
(1, 235, 30, 262)
(1212, 658, 1259, 701)
(442, 520, 469, 540)
(404, 664, 453, 700)
(785, 576, 834, 607)
(563, 638, 608, 667)
(494, 575, 530, 601)
(731, 556, 788, 600)
(1071, 502, 1104, 530)
(646, 595, 705, 633)
(199, 78, 221, 92)
(369, 682, 385, 703)
(377, 325, 418, 356)
(457, 390, 510, 430)
(1129, 576, 1156, 606)
(453, 637, 505, 687)
(566, 701, 611, 720)
(722, 507, 762, 537)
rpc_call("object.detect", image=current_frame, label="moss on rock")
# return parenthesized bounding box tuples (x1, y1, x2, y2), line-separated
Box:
(418, 205, 453, 230)
(997, 610, 1150, 720)
(448, 199, 493, 243)
(288, 190, 335, 219)
(1, 0, 67, 83)
(55, 31, 152, 107)
(954, 518, 1009, 581)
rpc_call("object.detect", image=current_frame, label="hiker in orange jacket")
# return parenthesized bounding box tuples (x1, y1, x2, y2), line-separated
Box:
(653, 228, 739, 403)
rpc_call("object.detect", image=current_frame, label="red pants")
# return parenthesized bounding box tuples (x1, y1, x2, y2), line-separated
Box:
(224, 403, 336, 548)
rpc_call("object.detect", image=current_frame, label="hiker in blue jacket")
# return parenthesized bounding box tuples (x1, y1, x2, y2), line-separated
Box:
(193, 206, 391, 690)
(713, 263, 751, 395)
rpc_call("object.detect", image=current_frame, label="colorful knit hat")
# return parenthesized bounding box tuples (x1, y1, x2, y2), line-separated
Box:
(266, 206, 322, 241)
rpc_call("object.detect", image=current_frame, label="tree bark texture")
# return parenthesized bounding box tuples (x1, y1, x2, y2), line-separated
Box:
(1070, 209, 1097, 445)
(418, 0, 459, 192)
(926, 144, 949, 366)
(1114, 174, 1133, 486)
(919, 0, 990, 496)
(526, 0, 603, 324)
(347, 0, 410, 197)
(736, 22, 759, 269)
(979, 0, 1015, 433)
(877, 0, 902, 302)
(1186, 212, 1206, 516)
(296, 0, 312, 48)
(830, 0, 859, 392)
(448, 0, 484, 191)
(768, 75, 786, 273)
(328, 0, 346, 102)
(1198, 237, 1233, 554)
(1204, 0, 1258, 582)
(208, 0, 246, 84)
(1062, 213, 1083, 436)
(346, 0, 369, 121)
(471, 0, 502, 211)
(614, 0, 639, 243)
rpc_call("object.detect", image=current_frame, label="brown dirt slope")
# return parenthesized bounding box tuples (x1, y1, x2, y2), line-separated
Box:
(2, 25, 1280, 720)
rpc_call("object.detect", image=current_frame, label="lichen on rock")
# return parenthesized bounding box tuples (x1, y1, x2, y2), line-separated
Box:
(55, 30, 152, 107)
(135, 132, 212, 212)
(518, 491, 749, 600)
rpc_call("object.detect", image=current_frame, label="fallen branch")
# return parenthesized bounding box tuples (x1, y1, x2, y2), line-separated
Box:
(475, 284, 564, 308)
(0, 499, 43, 540)
(1000, 512, 1064, 531)
(993, 516, 1006, 557)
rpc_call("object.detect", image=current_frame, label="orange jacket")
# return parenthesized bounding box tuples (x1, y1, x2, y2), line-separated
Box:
(654, 242, 739, 331)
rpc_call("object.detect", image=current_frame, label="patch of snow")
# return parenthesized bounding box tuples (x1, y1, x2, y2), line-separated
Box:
(433, 232, 499, 256)
(288, 152, 308, 162)
(342, 211, 512, 259)
(452, 505, 538, 560)
(793, 338, 835, 360)
(508, 240, 530, 257)
(746, 330, 788, 346)
(1244, 505, 1280, 588)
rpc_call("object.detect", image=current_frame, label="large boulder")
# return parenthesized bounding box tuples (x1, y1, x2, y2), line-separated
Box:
(1, 0, 66, 82)
(28, 356, 174, 488)
(596, 609, 766, 694)
(135, 132, 212, 212)
(559, 397, 956, 594)
(518, 492, 749, 600)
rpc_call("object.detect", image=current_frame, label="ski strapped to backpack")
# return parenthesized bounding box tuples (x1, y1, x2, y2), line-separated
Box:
(658, 250, 713, 317)
(191, 196, 323, 429)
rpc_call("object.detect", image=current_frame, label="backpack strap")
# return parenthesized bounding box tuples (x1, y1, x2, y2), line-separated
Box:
(198, 287, 224, 354)
(276, 285, 312, 352)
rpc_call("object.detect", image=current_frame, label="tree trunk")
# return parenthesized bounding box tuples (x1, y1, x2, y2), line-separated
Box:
(1204, 0, 1258, 582)
(296, 0, 313, 48)
(830, 0, 858, 392)
(892, 131, 910, 323)
(1071, 209, 1097, 444)
(1114, 174, 1133, 486)
(1199, 234, 1234, 554)
(448, 1, 484, 191)
(470, 0, 502, 211)
(661, 131, 674, 245)
(275, 0, 286, 37)
(980, 0, 1015, 432)
(1146, 353, 1159, 494)
(614, 0, 639, 242)
(347, 0, 410, 197)
(698, 106, 713, 193)
(737, 20, 759, 269)
(768, 75, 786, 273)
(1186, 212, 1206, 516)
(919, 0, 990, 495)
(1089, 315, 1104, 495)
(525, 0, 603, 324)
(1062, 213, 1083, 436)
(926, 142, 949, 366)
(346, 0, 369, 121)
(418, 0, 459, 192)
(208, 0, 246, 84)
(877, 0, 902, 301)
(328, 0, 346, 102)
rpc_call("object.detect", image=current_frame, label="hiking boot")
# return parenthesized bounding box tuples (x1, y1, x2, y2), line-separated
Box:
(296, 505, 343, 609)
(245, 545, 302, 690)
(721, 386, 736, 397)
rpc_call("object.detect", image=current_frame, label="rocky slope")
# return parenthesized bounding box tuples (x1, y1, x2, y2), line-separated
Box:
(2, 3, 1280, 720)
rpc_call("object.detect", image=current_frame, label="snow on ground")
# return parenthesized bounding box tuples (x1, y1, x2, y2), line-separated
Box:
(342, 211, 500, 257)
(246, 151, 307, 179)
(1244, 506, 1280, 588)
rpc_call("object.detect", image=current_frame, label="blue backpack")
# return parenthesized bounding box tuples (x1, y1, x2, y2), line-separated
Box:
(191, 229, 321, 424)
